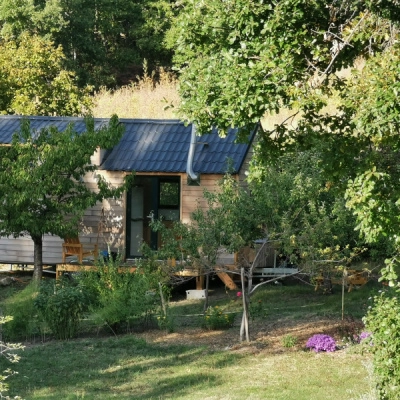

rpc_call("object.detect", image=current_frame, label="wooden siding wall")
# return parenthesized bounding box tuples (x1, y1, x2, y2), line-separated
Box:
(181, 173, 236, 265)
(0, 235, 63, 265)
(0, 170, 127, 265)
(181, 173, 224, 224)
(80, 170, 126, 254)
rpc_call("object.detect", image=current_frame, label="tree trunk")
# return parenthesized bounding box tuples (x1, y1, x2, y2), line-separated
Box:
(322, 270, 333, 294)
(240, 267, 250, 342)
(203, 272, 210, 312)
(32, 235, 43, 281)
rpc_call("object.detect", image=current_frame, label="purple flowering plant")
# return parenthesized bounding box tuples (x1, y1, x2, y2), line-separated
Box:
(306, 334, 337, 352)
(358, 331, 373, 347)
(359, 331, 372, 341)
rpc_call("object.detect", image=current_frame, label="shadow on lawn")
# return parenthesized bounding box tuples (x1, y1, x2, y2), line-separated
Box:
(114, 372, 220, 399)
(5, 335, 244, 399)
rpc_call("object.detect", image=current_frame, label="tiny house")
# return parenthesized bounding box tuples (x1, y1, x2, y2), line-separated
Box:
(0, 116, 257, 265)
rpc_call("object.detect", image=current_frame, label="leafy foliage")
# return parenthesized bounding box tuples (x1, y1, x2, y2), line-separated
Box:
(169, 1, 400, 285)
(282, 334, 298, 348)
(203, 306, 235, 330)
(168, 0, 376, 136)
(156, 313, 175, 333)
(249, 146, 362, 270)
(2, 283, 39, 341)
(364, 291, 400, 399)
(0, 316, 24, 399)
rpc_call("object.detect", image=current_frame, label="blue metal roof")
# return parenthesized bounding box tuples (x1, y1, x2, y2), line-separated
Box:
(0, 115, 110, 143)
(0, 116, 256, 174)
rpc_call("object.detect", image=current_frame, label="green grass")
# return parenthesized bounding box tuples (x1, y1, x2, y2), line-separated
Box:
(167, 279, 375, 328)
(2, 335, 372, 399)
(0, 278, 380, 399)
(249, 281, 373, 320)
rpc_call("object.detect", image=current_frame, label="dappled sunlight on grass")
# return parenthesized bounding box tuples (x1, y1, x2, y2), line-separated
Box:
(0, 279, 379, 399)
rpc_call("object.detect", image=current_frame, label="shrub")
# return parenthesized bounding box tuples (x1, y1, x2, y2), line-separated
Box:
(203, 306, 235, 330)
(363, 291, 400, 400)
(34, 278, 89, 340)
(80, 256, 168, 332)
(306, 334, 336, 352)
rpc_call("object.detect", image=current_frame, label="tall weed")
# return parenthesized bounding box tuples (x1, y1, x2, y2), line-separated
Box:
(2, 282, 39, 341)
(0, 316, 24, 399)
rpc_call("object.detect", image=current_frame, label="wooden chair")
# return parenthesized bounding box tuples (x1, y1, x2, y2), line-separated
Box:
(62, 236, 99, 264)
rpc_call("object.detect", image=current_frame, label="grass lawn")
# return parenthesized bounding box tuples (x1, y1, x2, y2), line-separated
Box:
(0, 276, 378, 399)
(4, 335, 371, 400)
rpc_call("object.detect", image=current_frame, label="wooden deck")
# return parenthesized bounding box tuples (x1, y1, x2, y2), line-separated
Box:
(3, 250, 298, 292)
(55, 263, 137, 279)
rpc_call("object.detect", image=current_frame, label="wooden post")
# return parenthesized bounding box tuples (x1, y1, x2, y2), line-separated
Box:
(196, 273, 205, 290)
(203, 273, 210, 312)
(159, 282, 167, 317)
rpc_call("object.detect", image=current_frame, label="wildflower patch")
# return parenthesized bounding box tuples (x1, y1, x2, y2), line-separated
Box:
(306, 334, 336, 353)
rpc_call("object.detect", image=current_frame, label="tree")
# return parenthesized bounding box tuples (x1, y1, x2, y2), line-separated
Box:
(0, 33, 92, 116)
(0, 0, 175, 87)
(168, 1, 400, 280)
(147, 166, 361, 340)
(0, 0, 66, 39)
(0, 115, 133, 281)
(168, 0, 369, 134)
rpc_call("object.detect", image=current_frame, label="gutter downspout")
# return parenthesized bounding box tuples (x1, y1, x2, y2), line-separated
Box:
(186, 123, 199, 181)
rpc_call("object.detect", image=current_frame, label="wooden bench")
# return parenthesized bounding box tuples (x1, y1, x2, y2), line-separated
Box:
(61, 237, 98, 264)
(314, 269, 368, 292)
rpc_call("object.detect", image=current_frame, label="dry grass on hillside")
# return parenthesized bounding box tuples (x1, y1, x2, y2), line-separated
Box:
(93, 62, 362, 123)
(92, 67, 181, 119)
